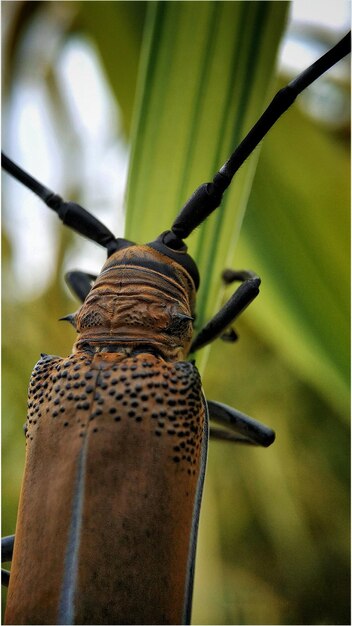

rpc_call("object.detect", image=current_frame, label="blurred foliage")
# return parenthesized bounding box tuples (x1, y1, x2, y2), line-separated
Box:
(237, 90, 350, 418)
(2, 1, 350, 625)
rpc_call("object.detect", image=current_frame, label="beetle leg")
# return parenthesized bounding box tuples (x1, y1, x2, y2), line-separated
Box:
(1, 534, 15, 587)
(208, 400, 275, 447)
(220, 328, 238, 342)
(65, 271, 97, 303)
(191, 271, 260, 352)
(221, 268, 258, 284)
(2, 534, 15, 563)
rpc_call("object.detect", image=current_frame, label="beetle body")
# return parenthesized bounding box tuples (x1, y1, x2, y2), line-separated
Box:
(2, 30, 349, 625)
(5, 245, 207, 625)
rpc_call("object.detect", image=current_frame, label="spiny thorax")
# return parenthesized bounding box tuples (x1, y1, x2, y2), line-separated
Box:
(72, 245, 197, 361)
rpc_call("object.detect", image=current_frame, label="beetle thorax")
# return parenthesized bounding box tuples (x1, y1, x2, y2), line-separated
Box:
(72, 245, 196, 361)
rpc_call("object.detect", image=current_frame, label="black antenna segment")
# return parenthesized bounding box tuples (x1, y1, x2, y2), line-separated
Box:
(1, 152, 121, 255)
(170, 32, 351, 241)
(2, 33, 350, 253)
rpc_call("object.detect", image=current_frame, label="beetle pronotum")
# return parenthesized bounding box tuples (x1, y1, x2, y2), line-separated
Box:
(1, 20, 350, 626)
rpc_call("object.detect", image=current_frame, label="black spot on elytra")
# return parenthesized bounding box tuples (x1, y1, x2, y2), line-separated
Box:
(26, 355, 204, 468)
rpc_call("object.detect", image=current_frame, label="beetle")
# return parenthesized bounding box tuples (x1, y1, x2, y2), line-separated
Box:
(1, 30, 350, 626)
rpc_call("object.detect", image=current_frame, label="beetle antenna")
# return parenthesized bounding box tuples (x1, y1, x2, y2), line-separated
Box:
(1, 152, 126, 256)
(169, 31, 351, 242)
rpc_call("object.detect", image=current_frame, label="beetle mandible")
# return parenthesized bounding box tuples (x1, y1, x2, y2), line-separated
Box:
(1, 29, 350, 626)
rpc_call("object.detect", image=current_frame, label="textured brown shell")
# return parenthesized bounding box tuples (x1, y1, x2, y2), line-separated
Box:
(72, 245, 196, 361)
(5, 350, 207, 625)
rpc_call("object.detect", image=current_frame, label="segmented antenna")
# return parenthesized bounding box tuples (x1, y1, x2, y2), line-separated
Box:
(2, 32, 350, 253)
(1, 153, 122, 255)
(170, 31, 351, 241)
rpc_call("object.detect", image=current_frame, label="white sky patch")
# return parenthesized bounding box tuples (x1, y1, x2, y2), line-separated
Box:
(290, 0, 351, 32)
(58, 39, 117, 143)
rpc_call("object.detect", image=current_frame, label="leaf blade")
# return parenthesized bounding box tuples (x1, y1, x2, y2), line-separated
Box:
(124, 1, 288, 370)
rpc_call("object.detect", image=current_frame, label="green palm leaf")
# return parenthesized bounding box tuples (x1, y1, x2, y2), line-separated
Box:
(124, 1, 288, 369)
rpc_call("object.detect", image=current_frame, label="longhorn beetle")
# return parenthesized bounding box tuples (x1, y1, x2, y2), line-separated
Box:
(2, 31, 351, 626)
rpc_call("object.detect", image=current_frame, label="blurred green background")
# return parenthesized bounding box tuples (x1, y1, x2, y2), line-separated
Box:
(2, 2, 350, 624)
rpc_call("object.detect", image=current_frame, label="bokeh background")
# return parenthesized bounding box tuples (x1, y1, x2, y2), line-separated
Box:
(2, 2, 350, 624)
